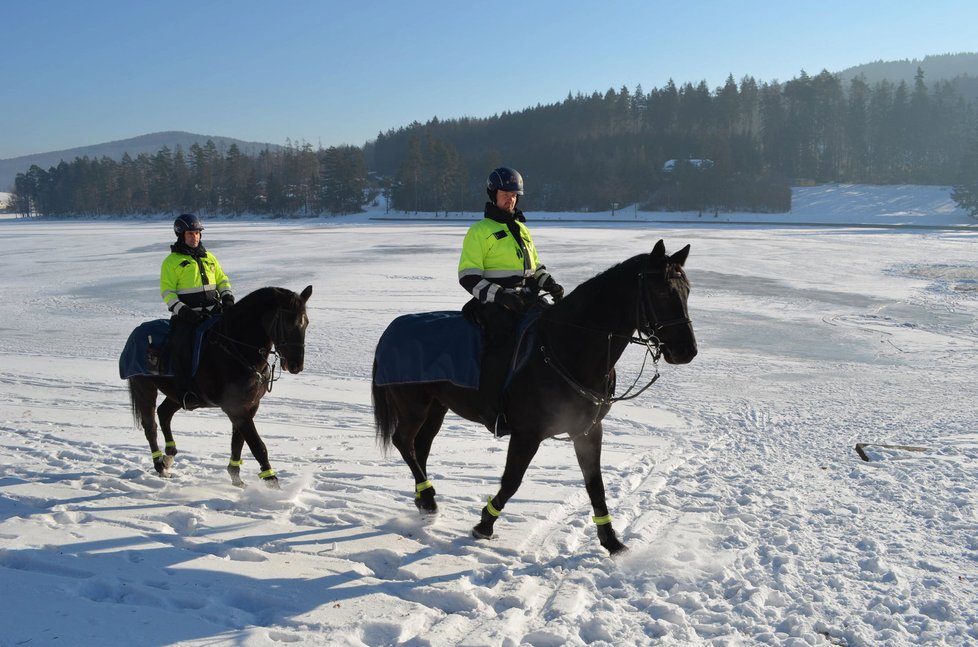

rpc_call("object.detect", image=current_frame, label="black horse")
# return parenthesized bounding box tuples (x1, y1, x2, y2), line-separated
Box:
(126, 285, 312, 487)
(372, 241, 696, 554)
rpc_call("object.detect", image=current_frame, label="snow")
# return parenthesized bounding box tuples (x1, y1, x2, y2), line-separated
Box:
(1, 184, 976, 646)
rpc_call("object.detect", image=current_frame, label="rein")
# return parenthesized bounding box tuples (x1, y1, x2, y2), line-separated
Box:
(208, 308, 300, 393)
(540, 267, 688, 418)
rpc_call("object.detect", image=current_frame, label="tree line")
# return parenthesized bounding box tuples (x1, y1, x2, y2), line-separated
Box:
(11, 141, 371, 217)
(371, 67, 978, 213)
(10, 66, 978, 217)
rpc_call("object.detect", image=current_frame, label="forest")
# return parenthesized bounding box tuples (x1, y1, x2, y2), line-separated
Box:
(10, 66, 978, 217)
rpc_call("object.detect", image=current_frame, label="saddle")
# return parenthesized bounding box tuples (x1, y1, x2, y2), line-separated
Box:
(373, 308, 542, 391)
(374, 312, 483, 388)
(119, 317, 219, 379)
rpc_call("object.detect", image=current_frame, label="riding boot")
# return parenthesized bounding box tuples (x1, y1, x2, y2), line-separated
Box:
(478, 349, 510, 435)
(168, 316, 201, 410)
(472, 301, 521, 435)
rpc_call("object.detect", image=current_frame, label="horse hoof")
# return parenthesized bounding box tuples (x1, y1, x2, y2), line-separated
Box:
(607, 543, 628, 556)
(597, 524, 627, 555)
(472, 526, 492, 539)
(162, 455, 175, 469)
(262, 476, 280, 489)
(414, 488, 438, 514)
(472, 521, 492, 539)
(226, 465, 245, 488)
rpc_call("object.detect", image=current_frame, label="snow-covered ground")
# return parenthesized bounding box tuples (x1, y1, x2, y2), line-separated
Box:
(0, 185, 976, 646)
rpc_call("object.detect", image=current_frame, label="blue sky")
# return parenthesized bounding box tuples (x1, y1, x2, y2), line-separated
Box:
(2, 0, 976, 159)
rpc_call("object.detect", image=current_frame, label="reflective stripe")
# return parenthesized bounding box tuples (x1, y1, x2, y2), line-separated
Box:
(592, 514, 612, 525)
(259, 468, 276, 479)
(414, 480, 433, 498)
(151, 450, 163, 459)
(228, 459, 244, 467)
(482, 269, 531, 279)
(486, 496, 501, 517)
(165, 441, 176, 448)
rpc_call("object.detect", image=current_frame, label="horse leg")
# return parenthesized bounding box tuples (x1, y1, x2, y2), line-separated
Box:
(391, 418, 436, 514)
(232, 415, 279, 488)
(411, 405, 447, 513)
(572, 423, 626, 555)
(472, 432, 541, 540)
(130, 378, 169, 477)
(157, 397, 181, 472)
(226, 428, 246, 488)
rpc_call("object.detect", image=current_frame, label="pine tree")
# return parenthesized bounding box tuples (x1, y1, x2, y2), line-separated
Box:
(951, 132, 978, 217)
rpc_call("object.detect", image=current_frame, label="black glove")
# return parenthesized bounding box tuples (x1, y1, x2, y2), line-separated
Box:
(493, 289, 526, 312)
(542, 276, 565, 302)
(178, 307, 205, 325)
(221, 294, 234, 309)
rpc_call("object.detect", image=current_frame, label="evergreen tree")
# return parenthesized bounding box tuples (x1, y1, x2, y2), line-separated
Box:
(951, 132, 978, 217)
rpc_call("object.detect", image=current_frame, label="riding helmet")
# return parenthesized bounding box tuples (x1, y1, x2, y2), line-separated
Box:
(173, 213, 205, 237)
(487, 167, 524, 203)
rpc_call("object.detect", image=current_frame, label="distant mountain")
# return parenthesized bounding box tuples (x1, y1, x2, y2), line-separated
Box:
(835, 52, 978, 88)
(0, 131, 283, 191)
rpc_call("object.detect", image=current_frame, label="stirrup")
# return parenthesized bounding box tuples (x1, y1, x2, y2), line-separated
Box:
(491, 413, 511, 438)
(182, 392, 202, 410)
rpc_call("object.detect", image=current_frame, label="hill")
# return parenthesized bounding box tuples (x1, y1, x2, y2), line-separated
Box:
(0, 131, 282, 191)
(835, 51, 978, 93)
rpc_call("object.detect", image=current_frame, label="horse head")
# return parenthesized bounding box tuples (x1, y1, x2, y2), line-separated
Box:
(265, 285, 312, 374)
(639, 240, 697, 365)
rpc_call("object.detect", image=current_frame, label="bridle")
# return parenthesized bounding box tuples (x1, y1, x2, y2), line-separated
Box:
(209, 306, 307, 393)
(541, 264, 690, 416)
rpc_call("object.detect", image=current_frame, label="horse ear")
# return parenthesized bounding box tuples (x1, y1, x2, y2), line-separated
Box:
(652, 240, 666, 258)
(300, 285, 313, 303)
(671, 244, 690, 267)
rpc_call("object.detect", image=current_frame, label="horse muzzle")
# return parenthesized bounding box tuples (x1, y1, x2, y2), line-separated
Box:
(280, 355, 304, 374)
(662, 342, 697, 365)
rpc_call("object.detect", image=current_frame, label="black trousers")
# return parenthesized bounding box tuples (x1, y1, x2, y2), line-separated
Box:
(464, 300, 522, 418)
(168, 315, 197, 395)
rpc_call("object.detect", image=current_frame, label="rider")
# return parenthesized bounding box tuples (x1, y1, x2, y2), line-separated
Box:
(458, 167, 565, 432)
(160, 213, 234, 410)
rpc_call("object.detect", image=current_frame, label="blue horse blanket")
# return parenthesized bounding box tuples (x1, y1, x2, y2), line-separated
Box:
(119, 317, 219, 379)
(373, 311, 482, 388)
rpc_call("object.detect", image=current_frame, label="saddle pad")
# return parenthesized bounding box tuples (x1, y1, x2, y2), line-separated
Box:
(119, 319, 170, 378)
(119, 317, 220, 379)
(373, 311, 482, 388)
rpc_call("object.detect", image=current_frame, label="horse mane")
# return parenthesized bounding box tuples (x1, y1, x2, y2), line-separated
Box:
(543, 253, 649, 325)
(234, 286, 303, 313)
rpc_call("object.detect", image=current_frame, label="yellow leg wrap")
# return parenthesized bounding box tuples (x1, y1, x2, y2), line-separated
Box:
(486, 496, 501, 517)
(259, 468, 277, 479)
(415, 480, 433, 498)
(228, 459, 244, 467)
(151, 450, 163, 459)
(165, 441, 176, 449)
(592, 514, 612, 525)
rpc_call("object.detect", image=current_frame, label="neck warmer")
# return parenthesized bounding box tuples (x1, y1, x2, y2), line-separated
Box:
(484, 202, 526, 224)
(171, 240, 208, 258)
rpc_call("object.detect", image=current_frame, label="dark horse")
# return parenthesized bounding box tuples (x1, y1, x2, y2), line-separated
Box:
(127, 285, 312, 487)
(372, 241, 696, 554)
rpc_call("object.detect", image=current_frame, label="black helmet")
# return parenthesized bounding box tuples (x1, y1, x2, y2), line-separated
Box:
(173, 213, 204, 237)
(487, 167, 524, 202)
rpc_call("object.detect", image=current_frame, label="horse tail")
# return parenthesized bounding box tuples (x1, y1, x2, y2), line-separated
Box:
(128, 378, 144, 428)
(372, 358, 397, 451)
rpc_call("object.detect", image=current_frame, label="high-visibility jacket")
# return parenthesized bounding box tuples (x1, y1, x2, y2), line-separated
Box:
(160, 249, 233, 315)
(458, 206, 553, 304)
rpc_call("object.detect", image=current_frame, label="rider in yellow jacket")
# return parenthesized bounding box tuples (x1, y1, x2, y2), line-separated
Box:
(161, 213, 234, 409)
(458, 167, 564, 433)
